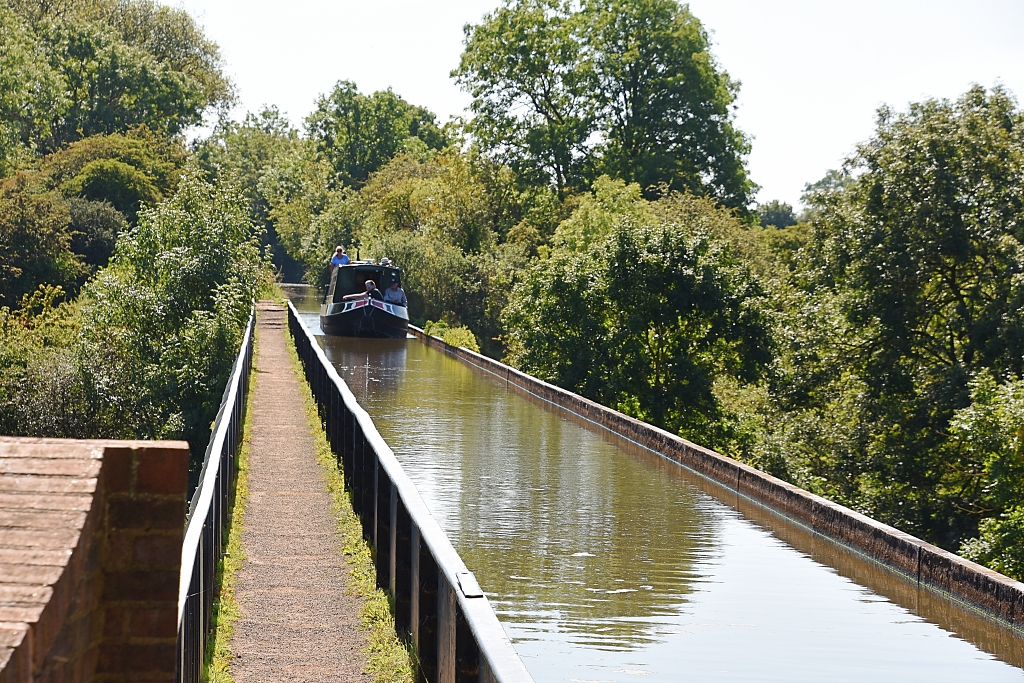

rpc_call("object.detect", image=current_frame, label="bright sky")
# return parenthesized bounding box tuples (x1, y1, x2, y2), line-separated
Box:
(178, 0, 1024, 207)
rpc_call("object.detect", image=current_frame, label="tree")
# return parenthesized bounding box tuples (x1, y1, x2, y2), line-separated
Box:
(305, 81, 447, 189)
(78, 166, 270, 454)
(455, 0, 754, 208)
(757, 200, 796, 228)
(39, 20, 207, 146)
(790, 85, 1024, 544)
(0, 5, 65, 173)
(584, 0, 753, 208)
(67, 197, 126, 270)
(454, 0, 596, 194)
(1, 0, 232, 153)
(81, 0, 234, 113)
(504, 186, 770, 447)
(196, 107, 302, 279)
(40, 127, 188, 222)
(0, 174, 84, 308)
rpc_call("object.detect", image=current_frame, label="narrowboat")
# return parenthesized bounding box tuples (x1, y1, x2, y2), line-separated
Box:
(319, 259, 410, 338)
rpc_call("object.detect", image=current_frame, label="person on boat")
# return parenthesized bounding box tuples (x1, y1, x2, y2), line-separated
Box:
(342, 280, 384, 301)
(382, 277, 407, 307)
(330, 246, 350, 271)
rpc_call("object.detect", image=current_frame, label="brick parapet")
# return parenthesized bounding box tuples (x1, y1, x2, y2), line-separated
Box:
(0, 437, 188, 683)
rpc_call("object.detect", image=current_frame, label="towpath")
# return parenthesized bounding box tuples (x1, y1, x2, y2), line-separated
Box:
(230, 302, 371, 681)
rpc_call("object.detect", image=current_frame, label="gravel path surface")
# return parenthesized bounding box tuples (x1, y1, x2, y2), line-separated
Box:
(230, 302, 371, 682)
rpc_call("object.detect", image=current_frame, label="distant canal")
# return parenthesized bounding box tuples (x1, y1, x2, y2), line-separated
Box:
(287, 285, 1024, 683)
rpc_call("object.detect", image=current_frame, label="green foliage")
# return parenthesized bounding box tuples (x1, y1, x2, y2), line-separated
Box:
(422, 319, 481, 352)
(60, 158, 160, 221)
(455, 0, 595, 194)
(40, 126, 187, 200)
(947, 373, 1024, 515)
(258, 140, 345, 282)
(708, 85, 1024, 562)
(783, 86, 1024, 543)
(0, 5, 64, 173)
(583, 0, 753, 208)
(455, 0, 754, 208)
(0, 173, 85, 307)
(0, 167, 270, 459)
(80, 0, 234, 113)
(195, 107, 302, 279)
(357, 150, 494, 253)
(960, 508, 1024, 581)
(757, 200, 796, 228)
(504, 189, 769, 446)
(0, 285, 86, 438)
(0, 0, 230, 158)
(306, 80, 447, 189)
(38, 19, 205, 146)
(67, 197, 126, 270)
(76, 165, 270, 452)
(552, 175, 654, 252)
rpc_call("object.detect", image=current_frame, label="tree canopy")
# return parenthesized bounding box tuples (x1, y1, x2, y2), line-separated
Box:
(455, 0, 754, 209)
(305, 80, 447, 189)
(769, 85, 1024, 547)
(504, 178, 769, 446)
(0, 0, 231, 163)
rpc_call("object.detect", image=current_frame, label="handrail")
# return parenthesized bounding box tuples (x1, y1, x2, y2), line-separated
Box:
(287, 302, 534, 683)
(177, 310, 255, 682)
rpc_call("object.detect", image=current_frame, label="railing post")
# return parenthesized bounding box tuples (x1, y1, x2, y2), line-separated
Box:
(361, 436, 374, 533)
(414, 538, 438, 683)
(375, 460, 391, 590)
(393, 494, 412, 636)
(438, 571, 457, 683)
(455, 606, 480, 683)
(390, 484, 398, 596)
(351, 423, 363, 515)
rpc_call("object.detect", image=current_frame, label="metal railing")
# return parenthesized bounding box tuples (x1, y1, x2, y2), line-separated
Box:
(177, 310, 255, 682)
(287, 302, 534, 683)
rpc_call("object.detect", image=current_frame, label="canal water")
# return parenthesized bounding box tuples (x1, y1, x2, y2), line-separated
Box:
(287, 285, 1024, 683)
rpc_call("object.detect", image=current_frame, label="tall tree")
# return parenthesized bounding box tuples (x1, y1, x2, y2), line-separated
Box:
(757, 200, 797, 228)
(196, 107, 302, 279)
(0, 6, 64, 172)
(305, 80, 447, 189)
(504, 184, 769, 446)
(454, 0, 596, 195)
(455, 0, 754, 208)
(583, 0, 753, 208)
(1, 0, 232, 154)
(794, 85, 1024, 543)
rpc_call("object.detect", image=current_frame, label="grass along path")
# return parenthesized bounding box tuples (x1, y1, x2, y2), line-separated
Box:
(283, 311, 415, 683)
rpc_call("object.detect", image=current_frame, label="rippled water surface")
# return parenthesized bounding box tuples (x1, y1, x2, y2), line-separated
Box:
(287, 285, 1024, 683)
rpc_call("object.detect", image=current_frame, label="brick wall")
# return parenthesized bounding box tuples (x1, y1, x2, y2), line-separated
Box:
(0, 437, 189, 683)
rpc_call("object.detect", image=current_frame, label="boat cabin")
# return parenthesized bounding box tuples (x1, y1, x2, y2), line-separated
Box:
(325, 260, 402, 303)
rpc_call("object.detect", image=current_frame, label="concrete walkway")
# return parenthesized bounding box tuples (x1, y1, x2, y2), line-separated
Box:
(230, 302, 371, 682)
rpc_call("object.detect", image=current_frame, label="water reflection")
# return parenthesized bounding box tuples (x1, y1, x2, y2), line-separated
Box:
(282, 284, 1024, 683)
(315, 319, 713, 650)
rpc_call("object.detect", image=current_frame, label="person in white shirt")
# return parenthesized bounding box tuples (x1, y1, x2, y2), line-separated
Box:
(382, 277, 407, 307)
(330, 246, 350, 270)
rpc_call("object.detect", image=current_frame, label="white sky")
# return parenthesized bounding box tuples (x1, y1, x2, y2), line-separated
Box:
(177, 0, 1024, 207)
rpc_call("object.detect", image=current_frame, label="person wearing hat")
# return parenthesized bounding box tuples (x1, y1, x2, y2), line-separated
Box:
(330, 246, 349, 271)
(382, 276, 407, 307)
